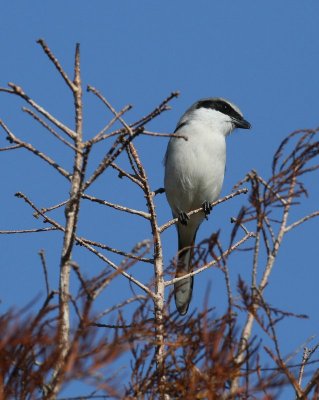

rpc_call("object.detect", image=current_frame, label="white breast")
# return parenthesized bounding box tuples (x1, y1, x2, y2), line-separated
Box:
(164, 121, 226, 217)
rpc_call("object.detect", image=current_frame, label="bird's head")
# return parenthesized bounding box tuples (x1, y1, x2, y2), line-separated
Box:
(178, 97, 251, 136)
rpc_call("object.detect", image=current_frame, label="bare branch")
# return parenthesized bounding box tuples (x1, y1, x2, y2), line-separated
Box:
(7, 82, 76, 139)
(165, 231, 255, 287)
(78, 237, 153, 264)
(130, 91, 180, 128)
(96, 295, 147, 320)
(39, 249, 50, 296)
(36, 199, 69, 216)
(37, 38, 75, 91)
(0, 87, 15, 94)
(23, 107, 77, 151)
(0, 144, 22, 151)
(110, 162, 144, 188)
(298, 348, 310, 387)
(285, 210, 319, 233)
(82, 129, 142, 191)
(88, 104, 132, 145)
(138, 130, 188, 140)
(255, 171, 288, 206)
(0, 119, 71, 179)
(82, 193, 151, 219)
(77, 238, 153, 296)
(87, 85, 134, 135)
(159, 188, 249, 233)
(0, 227, 57, 234)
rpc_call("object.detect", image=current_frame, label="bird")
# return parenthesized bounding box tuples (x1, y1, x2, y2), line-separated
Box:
(164, 98, 251, 315)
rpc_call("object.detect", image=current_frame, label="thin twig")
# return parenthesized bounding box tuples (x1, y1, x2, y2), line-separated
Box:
(165, 231, 255, 287)
(256, 172, 288, 206)
(0, 87, 15, 94)
(95, 295, 147, 320)
(264, 215, 276, 245)
(130, 91, 180, 128)
(82, 129, 142, 191)
(230, 217, 251, 235)
(77, 238, 153, 296)
(88, 104, 132, 145)
(0, 144, 22, 151)
(251, 228, 260, 289)
(37, 199, 69, 216)
(298, 348, 310, 387)
(78, 237, 153, 263)
(87, 86, 144, 180)
(87, 85, 133, 134)
(7, 82, 76, 138)
(264, 346, 303, 398)
(92, 322, 135, 329)
(109, 162, 144, 188)
(0, 227, 57, 234)
(285, 211, 319, 233)
(0, 119, 71, 180)
(37, 38, 75, 91)
(82, 194, 151, 219)
(159, 188, 249, 233)
(140, 130, 187, 140)
(23, 107, 77, 151)
(39, 249, 50, 296)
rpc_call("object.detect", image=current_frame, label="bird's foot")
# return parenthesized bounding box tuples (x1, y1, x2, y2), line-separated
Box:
(178, 211, 189, 226)
(202, 201, 212, 220)
(153, 187, 165, 196)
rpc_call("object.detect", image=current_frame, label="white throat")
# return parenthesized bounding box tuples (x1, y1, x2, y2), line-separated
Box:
(180, 107, 235, 137)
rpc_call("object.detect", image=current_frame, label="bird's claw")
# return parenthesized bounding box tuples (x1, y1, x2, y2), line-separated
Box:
(178, 211, 189, 226)
(202, 201, 212, 220)
(153, 187, 165, 196)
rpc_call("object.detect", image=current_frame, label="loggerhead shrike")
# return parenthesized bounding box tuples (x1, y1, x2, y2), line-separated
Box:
(164, 98, 251, 315)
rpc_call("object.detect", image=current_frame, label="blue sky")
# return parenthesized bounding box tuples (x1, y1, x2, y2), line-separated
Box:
(1, 1, 319, 397)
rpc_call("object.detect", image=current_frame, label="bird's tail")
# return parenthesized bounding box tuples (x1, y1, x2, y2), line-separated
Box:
(174, 225, 198, 315)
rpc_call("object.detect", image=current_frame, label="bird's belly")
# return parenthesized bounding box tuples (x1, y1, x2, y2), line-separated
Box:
(165, 141, 225, 215)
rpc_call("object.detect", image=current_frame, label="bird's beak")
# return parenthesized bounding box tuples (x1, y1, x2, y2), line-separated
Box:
(233, 117, 251, 130)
